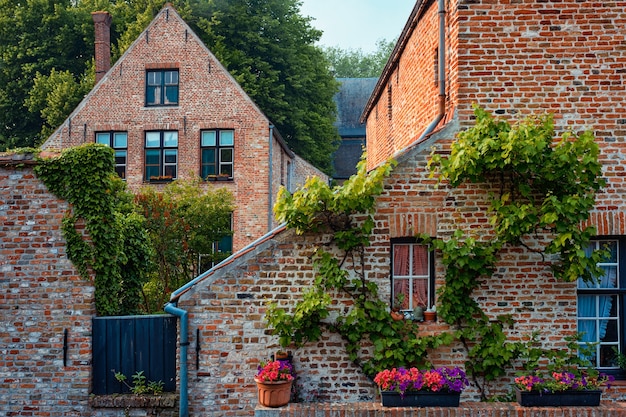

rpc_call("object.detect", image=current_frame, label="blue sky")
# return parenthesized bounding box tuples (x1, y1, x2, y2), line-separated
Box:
(299, 1, 415, 53)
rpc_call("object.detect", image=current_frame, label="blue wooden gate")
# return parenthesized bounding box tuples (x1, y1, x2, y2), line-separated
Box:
(92, 315, 177, 394)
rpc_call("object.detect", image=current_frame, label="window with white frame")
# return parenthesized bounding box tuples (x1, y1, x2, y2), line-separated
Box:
(145, 131, 178, 181)
(200, 129, 234, 179)
(391, 240, 434, 311)
(96, 131, 127, 179)
(578, 238, 625, 376)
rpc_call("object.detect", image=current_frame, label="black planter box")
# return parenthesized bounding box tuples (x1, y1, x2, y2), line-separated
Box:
(515, 387, 602, 407)
(380, 390, 461, 407)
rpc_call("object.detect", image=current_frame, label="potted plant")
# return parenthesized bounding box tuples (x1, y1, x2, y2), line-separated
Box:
(423, 306, 437, 322)
(373, 366, 469, 407)
(390, 293, 405, 321)
(254, 360, 294, 408)
(514, 370, 613, 406)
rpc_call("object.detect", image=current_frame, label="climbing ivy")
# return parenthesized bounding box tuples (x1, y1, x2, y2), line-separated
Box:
(426, 105, 608, 399)
(269, 156, 453, 377)
(34, 144, 153, 316)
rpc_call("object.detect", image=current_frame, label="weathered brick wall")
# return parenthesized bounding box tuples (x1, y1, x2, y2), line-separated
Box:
(0, 159, 94, 416)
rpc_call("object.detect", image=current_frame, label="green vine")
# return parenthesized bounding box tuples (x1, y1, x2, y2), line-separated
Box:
(426, 105, 608, 399)
(34, 144, 153, 316)
(269, 156, 453, 377)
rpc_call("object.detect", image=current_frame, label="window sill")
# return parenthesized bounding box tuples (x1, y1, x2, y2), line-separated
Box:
(89, 392, 177, 409)
(206, 176, 233, 182)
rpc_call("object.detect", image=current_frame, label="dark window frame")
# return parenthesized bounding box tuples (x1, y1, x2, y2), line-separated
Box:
(144, 131, 178, 182)
(390, 237, 435, 314)
(145, 69, 179, 107)
(96, 131, 128, 180)
(577, 237, 626, 379)
(200, 129, 234, 180)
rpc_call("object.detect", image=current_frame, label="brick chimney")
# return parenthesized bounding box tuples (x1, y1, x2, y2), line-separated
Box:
(91, 11, 112, 83)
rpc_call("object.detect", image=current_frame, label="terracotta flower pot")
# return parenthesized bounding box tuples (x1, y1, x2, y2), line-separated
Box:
(254, 378, 293, 407)
(423, 311, 437, 322)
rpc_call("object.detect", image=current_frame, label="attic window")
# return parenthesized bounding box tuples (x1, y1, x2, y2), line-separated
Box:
(146, 69, 179, 106)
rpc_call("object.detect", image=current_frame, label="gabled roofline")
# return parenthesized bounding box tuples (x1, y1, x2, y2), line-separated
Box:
(360, 0, 429, 123)
(169, 223, 288, 303)
(42, 3, 294, 156)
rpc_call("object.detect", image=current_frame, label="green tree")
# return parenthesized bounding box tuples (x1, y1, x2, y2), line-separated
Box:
(0, 0, 93, 150)
(135, 178, 235, 313)
(194, 0, 340, 173)
(322, 39, 395, 78)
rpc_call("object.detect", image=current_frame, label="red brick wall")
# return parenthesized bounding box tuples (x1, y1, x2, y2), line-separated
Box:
(0, 160, 94, 416)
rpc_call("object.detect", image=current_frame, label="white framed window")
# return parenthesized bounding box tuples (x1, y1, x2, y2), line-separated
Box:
(391, 240, 433, 311)
(145, 131, 178, 181)
(96, 131, 127, 179)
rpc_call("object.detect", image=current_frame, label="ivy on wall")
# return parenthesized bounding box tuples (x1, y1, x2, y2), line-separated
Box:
(34, 144, 153, 316)
(426, 105, 608, 398)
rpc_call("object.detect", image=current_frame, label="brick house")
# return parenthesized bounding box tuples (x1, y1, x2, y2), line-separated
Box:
(41, 4, 327, 254)
(4, 1, 626, 417)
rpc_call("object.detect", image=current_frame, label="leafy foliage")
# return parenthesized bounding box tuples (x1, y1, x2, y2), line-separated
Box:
(269, 156, 453, 376)
(322, 39, 396, 78)
(426, 105, 607, 399)
(34, 144, 153, 316)
(135, 178, 234, 313)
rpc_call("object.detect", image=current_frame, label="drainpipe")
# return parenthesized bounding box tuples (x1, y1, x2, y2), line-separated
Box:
(164, 302, 189, 417)
(268, 124, 274, 232)
(418, 0, 447, 141)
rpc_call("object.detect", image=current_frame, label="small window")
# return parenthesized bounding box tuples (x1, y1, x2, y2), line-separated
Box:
(146, 69, 179, 106)
(201, 130, 234, 180)
(391, 240, 434, 311)
(145, 131, 178, 181)
(578, 238, 625, 377)
(96, 131, 127, 179)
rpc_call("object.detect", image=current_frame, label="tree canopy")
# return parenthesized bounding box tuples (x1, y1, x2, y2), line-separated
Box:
(0, 0, 340, 173)
(322, 39, 395, 78)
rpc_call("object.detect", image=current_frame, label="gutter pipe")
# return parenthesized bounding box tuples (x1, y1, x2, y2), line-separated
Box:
(164, 302, 189, 417)
(268, 124, 274, 232)
(418, 0, 447, 142)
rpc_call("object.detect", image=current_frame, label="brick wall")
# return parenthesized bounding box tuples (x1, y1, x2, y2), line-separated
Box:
(0, 158, 94, 416)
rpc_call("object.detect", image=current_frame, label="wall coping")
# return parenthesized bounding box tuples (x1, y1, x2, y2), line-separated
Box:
(255, 401, 626, 417)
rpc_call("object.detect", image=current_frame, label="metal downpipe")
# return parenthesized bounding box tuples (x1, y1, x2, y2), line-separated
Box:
(164, 302, 189, 417)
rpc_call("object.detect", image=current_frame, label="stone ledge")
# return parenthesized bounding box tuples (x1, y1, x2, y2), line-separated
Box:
(255, 401, 626, 417)
(89, 392, 178, 409)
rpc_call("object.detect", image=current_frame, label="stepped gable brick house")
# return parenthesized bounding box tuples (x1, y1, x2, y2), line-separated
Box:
(42, 4, 326, 254)
(164, 0, 626, 415)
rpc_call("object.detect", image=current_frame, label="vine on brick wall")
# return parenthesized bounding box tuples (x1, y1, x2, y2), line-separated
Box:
(34, 144, 153, 316)
(269, 156, 453, 377)
(426, 105, 608, 399)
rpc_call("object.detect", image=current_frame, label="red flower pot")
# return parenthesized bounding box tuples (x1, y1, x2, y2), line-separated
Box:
(254, 378, 293, 407)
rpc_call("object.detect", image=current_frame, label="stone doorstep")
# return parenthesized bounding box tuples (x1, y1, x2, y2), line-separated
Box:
(89, 392, 178, 409)
(255, 401, 626, 417)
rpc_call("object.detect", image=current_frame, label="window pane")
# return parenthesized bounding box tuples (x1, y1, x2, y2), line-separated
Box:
(164, 149, 177, 163)
(147, 71, 161, 85)
(218, 234, 233, 253)
(146, 132, 161, 147)
(163, 132, 178, 147)
(392, 279, 410, 310)
(220, 130, 234, 146)
(96, 133, 111, 145)
(113, 133, 127, 148)
(412, 278, 428, 309)
(114, 150, 126, 165)
(145, 149, 160, 165)
(578, 295, 596, 317)
(393, 245, 410, 276)
(164, 85, 178, 105)
(145, 166, 160, 180)
(202, 131, 216, 147)
(219, 164, 233, 177)
(164, 70, 178, 84)
(146, 86, 159, 105)
(220, 148, 233, 163)
(164, 165, 176, 178)
(412, 245, 429, 276)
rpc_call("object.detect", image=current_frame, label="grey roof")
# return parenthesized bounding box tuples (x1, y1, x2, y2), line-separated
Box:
(334, 78, 378, 137)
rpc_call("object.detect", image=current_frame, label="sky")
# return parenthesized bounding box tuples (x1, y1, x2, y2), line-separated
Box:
(299, 1, 416, 53)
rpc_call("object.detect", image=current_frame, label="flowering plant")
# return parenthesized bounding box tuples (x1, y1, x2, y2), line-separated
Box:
(373, 367, 469, 396)
(515, 370, 614, 393)
(255, 360, 294, 383)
